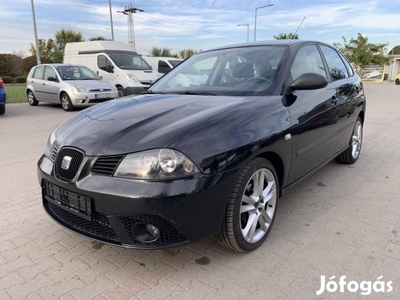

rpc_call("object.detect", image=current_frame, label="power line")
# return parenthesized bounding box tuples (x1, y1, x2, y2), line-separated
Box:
(117, 3, 144, 50)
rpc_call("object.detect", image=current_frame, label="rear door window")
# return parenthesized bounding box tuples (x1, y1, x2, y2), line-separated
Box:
(320, 46, 349, 80)
(32, 66, 45, 79)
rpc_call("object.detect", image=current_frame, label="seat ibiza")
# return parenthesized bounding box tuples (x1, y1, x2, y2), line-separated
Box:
(37, 40, 366, 252)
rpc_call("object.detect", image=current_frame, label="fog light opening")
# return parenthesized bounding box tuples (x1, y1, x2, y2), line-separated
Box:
(132, 223, 160, 243)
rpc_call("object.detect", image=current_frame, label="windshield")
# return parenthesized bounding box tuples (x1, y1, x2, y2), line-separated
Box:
(57, 65, 100, 80)
(149, 46, 287, 96)
(109, 54, 151, 70)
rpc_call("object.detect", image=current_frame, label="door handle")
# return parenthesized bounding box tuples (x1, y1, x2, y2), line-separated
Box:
(42, 83, 46, 86)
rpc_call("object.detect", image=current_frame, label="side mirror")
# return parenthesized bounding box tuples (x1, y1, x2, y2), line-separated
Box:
(288, 73, 328, 92)
(106, 65, 114, 73)
(47, 76, 57, 82)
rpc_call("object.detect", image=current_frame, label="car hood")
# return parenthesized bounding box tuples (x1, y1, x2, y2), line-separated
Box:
(54, 94, 255, 157)
(62, 79, 114, 90)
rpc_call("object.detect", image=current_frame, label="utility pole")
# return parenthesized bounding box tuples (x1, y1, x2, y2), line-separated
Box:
(30, 0, 41, 64)
(117, 4, 144, 50)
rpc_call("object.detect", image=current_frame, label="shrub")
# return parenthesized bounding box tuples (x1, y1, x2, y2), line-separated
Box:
(15, 76, 27, 83)
(1, 76, 14, 83)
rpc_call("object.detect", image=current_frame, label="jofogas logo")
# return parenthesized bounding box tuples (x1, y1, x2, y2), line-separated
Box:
(316, 275, 393, 296)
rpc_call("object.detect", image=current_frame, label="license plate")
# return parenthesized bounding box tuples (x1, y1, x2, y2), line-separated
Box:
(95, 93, 110, 99)
(44, 181, 92, 220)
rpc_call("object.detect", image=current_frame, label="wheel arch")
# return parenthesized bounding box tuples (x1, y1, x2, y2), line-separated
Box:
(358, 110, 365, 124)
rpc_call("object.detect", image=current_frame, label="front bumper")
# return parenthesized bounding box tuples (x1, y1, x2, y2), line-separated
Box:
(125, 86, 149, 95)
(69, 91, 119, 107)
(38, 155, 237, 249)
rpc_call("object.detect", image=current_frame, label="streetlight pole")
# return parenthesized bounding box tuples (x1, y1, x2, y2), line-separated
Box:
(30, 0, 41, 64)
(254, 3, 274, 41)
(109, 0, 114, 41)
(237, 24, 249, 42)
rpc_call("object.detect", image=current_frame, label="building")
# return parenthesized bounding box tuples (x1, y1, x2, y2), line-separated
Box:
(384, 45, 400, 81)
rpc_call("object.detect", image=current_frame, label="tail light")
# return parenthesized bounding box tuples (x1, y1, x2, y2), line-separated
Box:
(0, 78, 3, 88)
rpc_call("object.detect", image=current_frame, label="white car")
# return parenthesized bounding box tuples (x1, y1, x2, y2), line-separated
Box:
(27, 64, 118, 111)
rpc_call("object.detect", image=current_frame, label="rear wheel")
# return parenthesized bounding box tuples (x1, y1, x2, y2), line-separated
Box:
(0, 105, 5, 115)
(217, 158, 278, 252)
(27, 90, 38, 106)
(336, 117, 363, 164)
(60, 93, 73, 111)
(395, 78, 400, 85)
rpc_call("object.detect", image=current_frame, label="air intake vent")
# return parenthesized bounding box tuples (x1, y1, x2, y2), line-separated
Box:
(92, 155, 125, 176)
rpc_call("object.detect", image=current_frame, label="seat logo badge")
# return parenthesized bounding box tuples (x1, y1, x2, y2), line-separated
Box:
(61, 156, 72, 170)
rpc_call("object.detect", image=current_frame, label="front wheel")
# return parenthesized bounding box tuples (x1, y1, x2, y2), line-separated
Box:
(60, 93, 74, 111)
(117, 86, 125, 98)
(0, 105, 5, 115)
(395, 79, 400, 85)
(336, 117, 363, 164)
(217, 158, 279, 252)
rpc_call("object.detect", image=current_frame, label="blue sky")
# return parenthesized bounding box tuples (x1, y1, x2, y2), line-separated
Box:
(1, 0, 399, 56)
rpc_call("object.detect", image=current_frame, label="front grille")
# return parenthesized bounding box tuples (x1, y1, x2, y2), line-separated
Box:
(88, 98, 114, 104)
(50, 141, 60, 162)
(47, 202, 118, 242)
(92, 155, 124, 176)
(119, 215, 186, 245)
(54, 148, 84, 181)
(89, 89, 112, 92)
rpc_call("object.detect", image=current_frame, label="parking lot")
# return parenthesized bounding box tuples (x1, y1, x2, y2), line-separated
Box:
(0, 83, 399, 299)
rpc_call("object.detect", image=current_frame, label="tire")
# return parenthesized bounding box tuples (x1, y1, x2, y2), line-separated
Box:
(60, 93, 74, 111)
(395, 79, 400, 85)
(217, 158, 279, 252)
(117, 86, 125, 98)
(335, 117, 363, 164)
(0, 105, 5, 115)
(27, 90, 38, 106)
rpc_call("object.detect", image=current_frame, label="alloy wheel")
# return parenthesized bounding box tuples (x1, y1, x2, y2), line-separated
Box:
(240, 168, 277, 244)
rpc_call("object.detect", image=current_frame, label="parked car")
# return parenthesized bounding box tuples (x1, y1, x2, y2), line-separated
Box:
(64, 41, 158, 97)
(395, 73, 400, 85)
(0, 77, 6, 115)
(142, 56, 183, 78)
(27, 64, 118, 111)
(37, 40, 366, 252)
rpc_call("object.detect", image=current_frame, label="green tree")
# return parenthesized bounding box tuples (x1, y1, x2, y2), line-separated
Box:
(53, 29, 84, 62)
(29, 39, 56, 60)
(22, 56, 53, 73)
(0, 54, 23, 77)
(150, 47, 172, 57)
(274, 33, 299, 39)
(177, 49, 199, 59)
(333, 33, 389, 67)
(89, 36, 109, 41)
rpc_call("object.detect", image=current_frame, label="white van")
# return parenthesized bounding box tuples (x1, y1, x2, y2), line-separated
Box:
(64, 41, 158, 97)
(142, 57, 182, 78)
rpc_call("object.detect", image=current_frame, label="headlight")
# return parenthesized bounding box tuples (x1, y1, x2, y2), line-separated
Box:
(127, 74, 139, 82)
(114, 149, 199, 180)
(72, 85, 87, 92)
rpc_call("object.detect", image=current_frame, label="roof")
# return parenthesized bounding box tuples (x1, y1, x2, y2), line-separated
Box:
(388, 45, 400, 55)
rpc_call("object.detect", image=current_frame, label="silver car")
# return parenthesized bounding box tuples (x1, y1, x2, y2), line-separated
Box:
(27, 64, 118, 111)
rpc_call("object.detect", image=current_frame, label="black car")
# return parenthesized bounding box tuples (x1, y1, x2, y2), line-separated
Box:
(38, 40, 366, 252)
